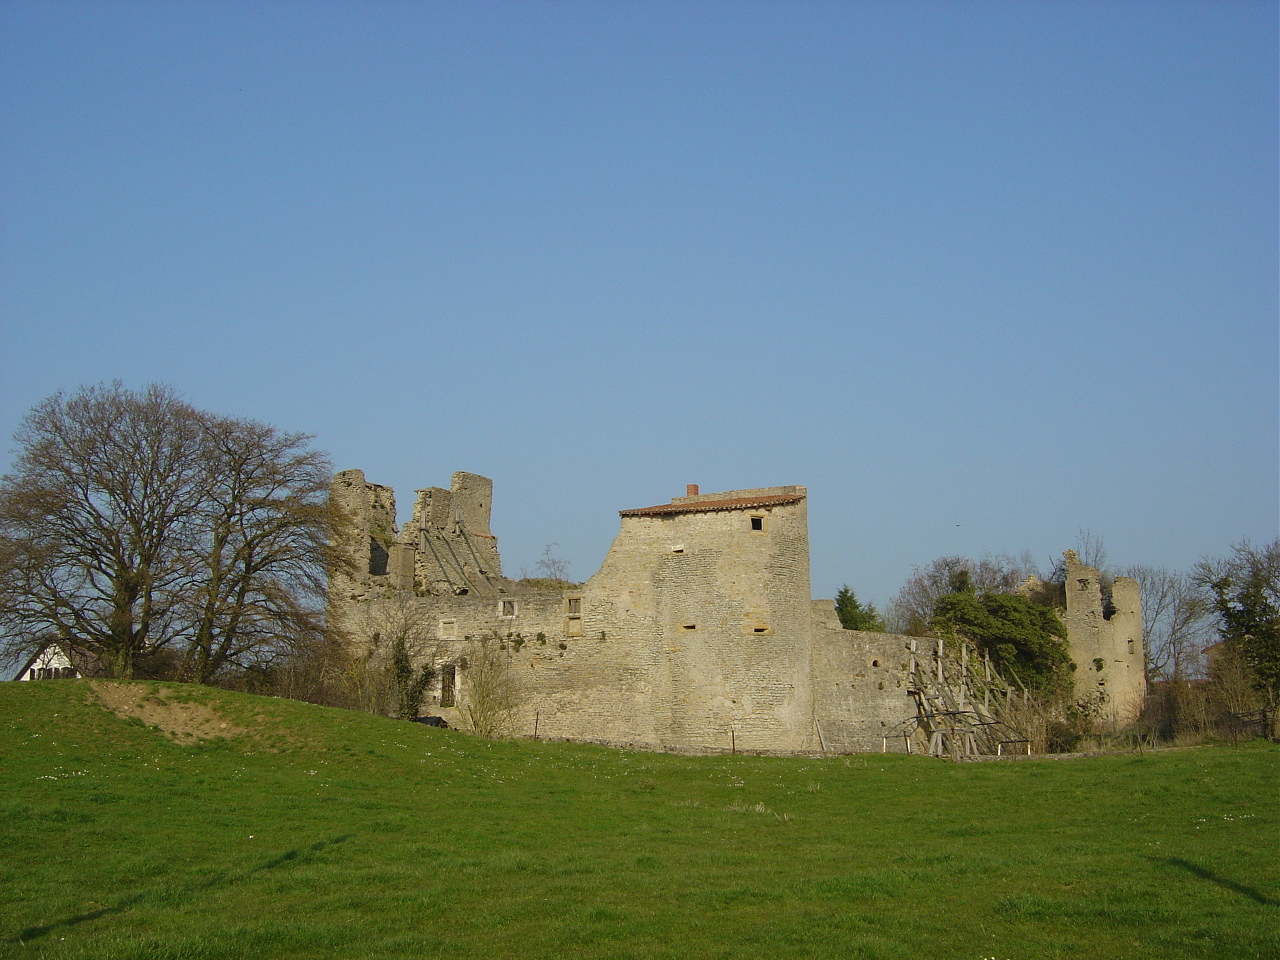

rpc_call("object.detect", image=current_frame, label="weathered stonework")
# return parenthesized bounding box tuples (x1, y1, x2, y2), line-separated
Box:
(1060, 551, 1145, 722)
(329, 472, 1144, 752)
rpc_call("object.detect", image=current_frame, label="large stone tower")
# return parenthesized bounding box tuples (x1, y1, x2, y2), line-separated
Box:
(584, 483, 816, 751)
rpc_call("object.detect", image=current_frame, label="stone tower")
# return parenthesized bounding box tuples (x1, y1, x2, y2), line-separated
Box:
(584, 483, 816, 750)
(329, 468, 402, 601)
(1060, 550, 1145, 722)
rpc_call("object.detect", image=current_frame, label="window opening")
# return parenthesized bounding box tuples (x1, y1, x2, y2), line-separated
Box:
(750, 516, 764, 531)
(439, 664, 456, 707)
(566, 597, 581, 614)
(369, 537, 389, 576)
(501, 600, 516, 617)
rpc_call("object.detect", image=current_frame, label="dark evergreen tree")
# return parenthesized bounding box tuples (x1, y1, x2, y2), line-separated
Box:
(834, 585, 885, 632)
(930, 591, 1071, 696)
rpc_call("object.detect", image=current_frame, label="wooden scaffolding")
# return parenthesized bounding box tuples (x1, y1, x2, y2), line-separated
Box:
(884, 636, 1033, 760)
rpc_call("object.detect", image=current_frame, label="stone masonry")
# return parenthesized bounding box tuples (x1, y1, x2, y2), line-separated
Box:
(1059, 552, 1145, 721)
(328, 471, 1145, 752)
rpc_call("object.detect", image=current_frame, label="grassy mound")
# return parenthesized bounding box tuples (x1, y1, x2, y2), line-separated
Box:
(1, 680, 1275, 959)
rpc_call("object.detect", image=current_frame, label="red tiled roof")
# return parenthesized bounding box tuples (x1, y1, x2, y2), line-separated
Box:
(619, 493, 804, 517)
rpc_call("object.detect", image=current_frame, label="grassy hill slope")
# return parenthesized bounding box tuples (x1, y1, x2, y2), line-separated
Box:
(1, 680, 1275, 960)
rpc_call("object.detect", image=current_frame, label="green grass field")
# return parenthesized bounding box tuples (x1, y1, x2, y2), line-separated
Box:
(1, 680, 1275, 960)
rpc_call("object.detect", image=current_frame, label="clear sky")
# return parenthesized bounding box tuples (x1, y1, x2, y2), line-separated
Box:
(1, 0, 1275, 608)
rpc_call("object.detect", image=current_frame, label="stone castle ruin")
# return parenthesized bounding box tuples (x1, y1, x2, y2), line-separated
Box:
(329, 470, 1145, 754)
(1025, 552, 1145, 720)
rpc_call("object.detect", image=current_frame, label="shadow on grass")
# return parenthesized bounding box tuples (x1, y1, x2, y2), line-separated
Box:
(8, 834, 354, 944)
(1149, 856, 1278, 906)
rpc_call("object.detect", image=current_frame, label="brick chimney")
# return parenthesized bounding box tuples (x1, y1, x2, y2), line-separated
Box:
(686, 484, 699, 497)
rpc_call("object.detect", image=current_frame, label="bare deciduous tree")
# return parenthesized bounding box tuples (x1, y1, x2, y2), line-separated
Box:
(337, 595, 440, 718)
(0, 382, 339, 681)
(534, 543, 571, 584)
(461, 632, 522, 737)
(1206, 642, 1260, 718)
(885, 553, 1041, 635)
(0, 384, 206, 678)
(1119, 565, 1212, 684)
(180, 414, 340, 681)
(1073, 528, 1109, 573)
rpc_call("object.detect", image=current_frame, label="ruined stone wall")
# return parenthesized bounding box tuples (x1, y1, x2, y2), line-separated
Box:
(403, 472, 503, 596)
(809, 601, 928, 753)
(329, 475, 830, 752)
(329, 469, 399, 602)
(341, 591, 567, 647)
(333, 586, 644, 745)
(328, 470, 506, 605)
(1061, 551, 1145, 722)
(329, 470, 1148, 754)
(507, 640, 657, 746)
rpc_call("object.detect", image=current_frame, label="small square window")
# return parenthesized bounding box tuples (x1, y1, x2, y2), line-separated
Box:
(501, 600, 517, 617)
(566, 597, 581, 615)
(750, 516, 764, 531)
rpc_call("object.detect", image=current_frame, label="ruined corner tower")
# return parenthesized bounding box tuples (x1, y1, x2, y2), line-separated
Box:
(1059, 550, 1145, 722)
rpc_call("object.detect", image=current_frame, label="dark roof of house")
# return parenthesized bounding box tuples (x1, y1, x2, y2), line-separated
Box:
(619, 493, 804, 518)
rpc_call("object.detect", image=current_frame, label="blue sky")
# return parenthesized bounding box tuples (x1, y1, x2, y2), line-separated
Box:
(1, 0, 1275, 607)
